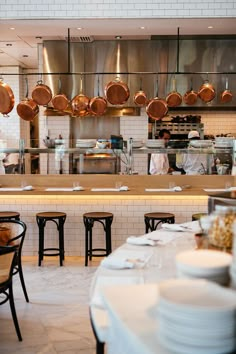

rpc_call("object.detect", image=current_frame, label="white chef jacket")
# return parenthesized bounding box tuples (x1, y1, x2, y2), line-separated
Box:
(176, 147, 213, 175)
(149, 154, 169, 175)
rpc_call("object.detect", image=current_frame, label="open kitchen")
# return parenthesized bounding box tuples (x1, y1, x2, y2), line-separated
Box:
(1, 6, 236, 354)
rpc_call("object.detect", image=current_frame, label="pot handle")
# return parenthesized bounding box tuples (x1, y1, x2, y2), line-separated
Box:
(25, 77, 29, 99)
(97, 75, 100, 96)
(155, 77, 159, 98)
(58, 76, 62, 94)
(172, 76, 177, 91)
(225, 77, 229, 90)
(139, 76, 143, 91)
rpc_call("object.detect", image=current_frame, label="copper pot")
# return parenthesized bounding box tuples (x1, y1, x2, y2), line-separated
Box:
(32, 80, 52, 106)
(71, 77, 90, 117)
(0, 79, 15, 115)
(198, 79, 216, 103)
(183, 78, 198, 106)
(220, 77, 233, 103)
(146, 80, 168, 120)
(105, 77, 130, 105)
(166, 77, 182, 107)
(17, 78, 39, 121)
(51, 78, 69, 111)
(133, 78, 147, 107)
(89, 76, 107, 116)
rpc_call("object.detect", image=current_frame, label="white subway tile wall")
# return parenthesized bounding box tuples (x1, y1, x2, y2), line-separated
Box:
(0, 195, 207, 256)
(0, 1, 235, 18)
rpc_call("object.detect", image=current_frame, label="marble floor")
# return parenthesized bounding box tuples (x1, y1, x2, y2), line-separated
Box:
(0, 256, 100, 354)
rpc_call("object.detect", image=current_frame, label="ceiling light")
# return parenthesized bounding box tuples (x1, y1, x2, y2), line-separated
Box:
(77, 27, 83, 30)
(23, 55, 29, 57)
(6, 43, 12, 46)
(35, 36, 42, 39)
(208, 26, 213, 29)
(10, 27, 15, 30)
(140, 26, 145, 30)
(115, 36, 122, 39)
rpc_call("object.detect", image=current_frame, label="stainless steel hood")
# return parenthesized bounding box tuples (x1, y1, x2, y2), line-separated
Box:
(43, 38, 236, 108)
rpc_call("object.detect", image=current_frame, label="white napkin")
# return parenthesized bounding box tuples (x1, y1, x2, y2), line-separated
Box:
(119, 185, 129, 191)
(145, 186, 182, 192)
(22, 185, 34, 191)
(147, 230, 183, 245)
(101, 258, 135, 269)
(101, 249, 153, 269)
(72, 186, 85, 191)
(91, 187, 129, 192)
(126, 236, 156, 246)
(161, 220, 200, 233)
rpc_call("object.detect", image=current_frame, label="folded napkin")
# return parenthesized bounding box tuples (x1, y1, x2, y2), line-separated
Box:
(101, 249, 153, 269)
(72, 186, 85, 191)
(126, 236, 156, 246)
(119, 185, 129, 191)
(147, 230, 183, 245)
(22, 185, 34, 191)
(101, 258, 135, 269)
(145, 186, 182, 192)
(161, 220, 201, 233)
(91, 187, 129, 192)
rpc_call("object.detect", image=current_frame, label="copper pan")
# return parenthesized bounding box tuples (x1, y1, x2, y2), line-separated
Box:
(0, 78, 15, 116)
(32, 80, 52, 106)
(71, 76, 90, 117)
(220, 77, 233, 103)
(51, 78, 69, 111)
(105, 76, 130, 105)
(17, 78, 39, 121)
(166, 77, 182, 107)
(146, 80, 168, 120)
(89, 76, 107, 116)
(198, 78, 216, 103)
(133, 77, 147, 107)
(183, 78, 198, 106)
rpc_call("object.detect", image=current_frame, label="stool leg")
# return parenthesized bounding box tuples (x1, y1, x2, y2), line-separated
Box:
(105, 217, 113, 255)
(84, 217, 90, 267)
(58, 218, 65, 266)
(144, 217, 150, 233)
(37, 218, 45, 266)
(89, 224, 93, 261)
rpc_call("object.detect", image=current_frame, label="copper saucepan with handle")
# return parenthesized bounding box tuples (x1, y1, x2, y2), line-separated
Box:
(17, 78, 39, 121)
(183, 78, 198, 106)
(71, 76, 90, 117)
(220, 77, 233, 103)
(105, 76, 130, 105)
(31, 79, 52, 106)
(166, 76, 182, 108)
(146, 79, 168, 120)
(51, 77, 69, 111)
(133, 77, 148, 107)
(0, 77, 15, 116)
(89, 75, 107, 116)
(198, 77, 216, 103)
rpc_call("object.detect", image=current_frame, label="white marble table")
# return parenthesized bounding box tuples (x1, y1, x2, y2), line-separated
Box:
(89, 224, 197, 353)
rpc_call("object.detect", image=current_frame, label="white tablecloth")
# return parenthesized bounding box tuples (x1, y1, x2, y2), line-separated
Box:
(89, 227, 196, 353)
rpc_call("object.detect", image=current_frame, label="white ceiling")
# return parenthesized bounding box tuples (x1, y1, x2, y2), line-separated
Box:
(0, 18, 236, 68)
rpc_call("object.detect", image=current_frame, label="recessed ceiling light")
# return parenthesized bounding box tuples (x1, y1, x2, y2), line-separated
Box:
(77, 27, 83, 30)
(208, 26, 213, 29)
(23, 55, 29, 57)
(140, 26, 145, 30)
(10, 27, 15, 30)
(115, 35, 122, 39)
(35, 36, 42, 39)
(6, 43, 12, 46)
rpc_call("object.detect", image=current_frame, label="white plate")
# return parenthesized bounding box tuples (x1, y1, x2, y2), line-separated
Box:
(176, 249, 232, 276)
(189, 140, 213, 148)
(176, 268, 230, 286)
(158, 278, 236, 314)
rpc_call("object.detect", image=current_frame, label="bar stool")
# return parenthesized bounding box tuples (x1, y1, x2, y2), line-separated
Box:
(0, 211, 20, 221)
(192, 213, 207, 221)
(36, 212, 66, 266)
(144, 212, 175, 233)
(83, 212, 113, 267)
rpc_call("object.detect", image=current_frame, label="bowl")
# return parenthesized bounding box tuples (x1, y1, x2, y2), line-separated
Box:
(97, 142, 107, 149)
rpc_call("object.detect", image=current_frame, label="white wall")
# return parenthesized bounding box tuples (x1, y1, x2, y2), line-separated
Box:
(0, 1, 235, 18)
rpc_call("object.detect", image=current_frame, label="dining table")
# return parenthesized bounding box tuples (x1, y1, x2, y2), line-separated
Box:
(89, 221, 201, 354)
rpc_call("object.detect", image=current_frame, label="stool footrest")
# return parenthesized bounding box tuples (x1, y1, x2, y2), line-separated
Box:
(88, 248, 108, 257)
(41, 248, 62, 257)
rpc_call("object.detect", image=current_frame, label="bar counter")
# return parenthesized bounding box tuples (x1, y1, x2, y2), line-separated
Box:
(0, 174, 234, 257)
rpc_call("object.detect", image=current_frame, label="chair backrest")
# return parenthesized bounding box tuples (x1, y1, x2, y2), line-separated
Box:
(0, 220, 27, 254)
(0, 247, 16, 284)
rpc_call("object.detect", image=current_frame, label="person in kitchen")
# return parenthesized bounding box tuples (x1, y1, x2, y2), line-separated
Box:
(176, 130, 213, 175)
(149, 129, 173, 175)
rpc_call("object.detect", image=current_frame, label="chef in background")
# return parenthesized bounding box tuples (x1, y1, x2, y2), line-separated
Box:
(176, 130, 213, 175)
(149, 129, 173, 175)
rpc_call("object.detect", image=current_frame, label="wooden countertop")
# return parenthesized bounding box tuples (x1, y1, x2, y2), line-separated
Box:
(0, 174, 234, 196)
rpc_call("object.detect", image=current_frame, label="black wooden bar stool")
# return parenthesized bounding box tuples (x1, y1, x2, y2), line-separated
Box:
(0, 211, 20, 221)
(36, 212, 67, 266)
(83, 212, 113, 267)
(192, 213, 207, 221)
(144, 212, 175, 233)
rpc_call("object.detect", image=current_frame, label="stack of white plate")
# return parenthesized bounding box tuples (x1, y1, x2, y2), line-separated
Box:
(189, 140, 213, 148)
(132, 140, 144, 148)
(76, 139, 96, 148)
(145, 139, 165, 148)
(176, 249, 232, 286)
(158, 278, 236, 354)
(230, 261, 236, 289)
(215, 137, 234, 148)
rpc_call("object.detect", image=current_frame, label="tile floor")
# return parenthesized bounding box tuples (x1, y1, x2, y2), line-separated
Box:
(0, 256, 100, 354)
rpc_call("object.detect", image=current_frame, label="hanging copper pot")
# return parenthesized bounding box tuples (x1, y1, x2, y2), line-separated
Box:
(71, 76, 90, 117)
(146, 80, 168, 120)
(17, 78, 39, 121)
(0, 78, 15, 115)
(133, 77, 148, 107)
(183, 78, 198, 106)
(166, 77, 182, 107)
(89, 76, 107, 116)
(198, 78, 216, 103)
(32, 80, 52, 106)
(105, 76, 130, 105)
(51, 77, 69, 111)
(220, 77, 233, 103)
